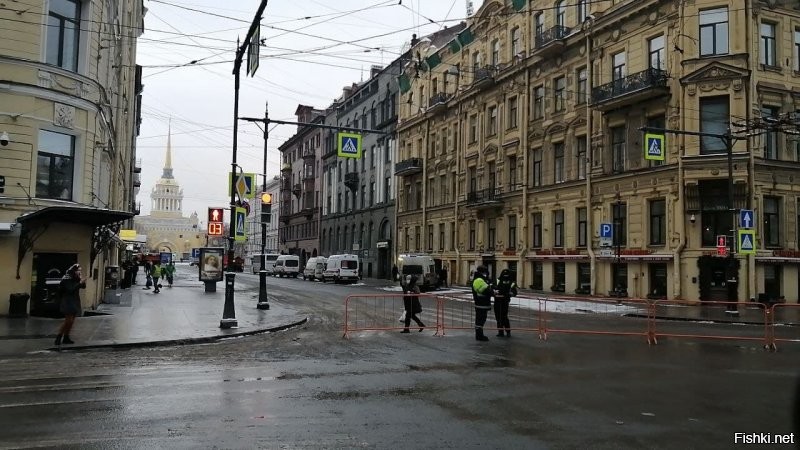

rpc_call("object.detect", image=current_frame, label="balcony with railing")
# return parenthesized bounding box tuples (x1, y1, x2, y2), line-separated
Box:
(133, 158, 142, 173)
(472, 66, 494, 88)
(591, 68, 669, 112)
(394, 157, 423, 176)
(466, 187, 504, 210)
(427, 92, 450, 114)
(344, 172, 359, 190)
(534, 25, 571, 58)
(292, 183, 302, 197)
(133, 172, 141, 187)
(302, 148, 316, 161)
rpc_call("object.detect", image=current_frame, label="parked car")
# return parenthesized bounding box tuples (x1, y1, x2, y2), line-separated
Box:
(274, 255, 300, 278)
(323, 254, 359, 283)
(303, 256, 327, 281)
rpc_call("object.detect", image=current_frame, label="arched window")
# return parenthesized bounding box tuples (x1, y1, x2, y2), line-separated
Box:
(368, 221, 374, 246)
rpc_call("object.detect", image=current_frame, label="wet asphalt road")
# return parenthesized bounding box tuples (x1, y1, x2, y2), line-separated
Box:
(0, 271, 798, 449)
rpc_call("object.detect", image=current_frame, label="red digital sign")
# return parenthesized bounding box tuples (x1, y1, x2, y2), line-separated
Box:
(208, 222, 224, 236)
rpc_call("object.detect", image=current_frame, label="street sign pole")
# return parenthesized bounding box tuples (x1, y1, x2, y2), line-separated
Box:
(258, 102, 270, 310)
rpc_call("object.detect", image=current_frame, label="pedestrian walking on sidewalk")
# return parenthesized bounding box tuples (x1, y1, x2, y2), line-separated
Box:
(152, 261, 163, 294)
(131, 258, 139, 285)
(400, 275, 425, 333)
(164, 261, 176, 287)
(55, 264, 86, 347)
(471, 265, 493, 341)
(494, 269, 517, 337)
(143, 260, 153, 290)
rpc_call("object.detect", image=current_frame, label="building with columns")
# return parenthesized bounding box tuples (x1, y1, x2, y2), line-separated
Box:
(395, 0, 800, 303)
(134, 130, 205, 260)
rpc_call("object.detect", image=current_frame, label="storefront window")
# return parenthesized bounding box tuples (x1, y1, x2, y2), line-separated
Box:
(577, 263, 591, 294)
(764, 265, 781, 299)
(531, 262, 543, 290)
(552, 262, 565, 292)
(649, 263, 667, 298)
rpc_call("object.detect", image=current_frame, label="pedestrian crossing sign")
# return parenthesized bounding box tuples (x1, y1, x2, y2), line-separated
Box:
(644, 133, 665, 161)
(234, 207, 247, 242)
(737, 229, 756, 255)
(337, 132, 362, 159)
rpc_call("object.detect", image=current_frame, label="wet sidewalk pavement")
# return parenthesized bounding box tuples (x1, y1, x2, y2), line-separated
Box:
(0, 278, 308, 356)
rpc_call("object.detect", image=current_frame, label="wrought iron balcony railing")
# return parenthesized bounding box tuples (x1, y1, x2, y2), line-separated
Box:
(466, 187, 503, 206)
(535, 25, 571, 49)
(591, 68, 669, 105)
(428, 92, 449, 108)
(394, 157, 423, 176)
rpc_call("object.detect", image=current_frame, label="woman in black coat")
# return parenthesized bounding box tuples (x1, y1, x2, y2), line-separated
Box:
(56, 264, 86, 346)
(401, 275, 425, 333)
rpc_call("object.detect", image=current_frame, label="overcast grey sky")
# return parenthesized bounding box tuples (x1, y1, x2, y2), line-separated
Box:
(135, 0, 484, 218)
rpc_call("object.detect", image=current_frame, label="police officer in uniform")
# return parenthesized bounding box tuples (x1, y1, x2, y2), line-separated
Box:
(494, 269, 518, 337)
(471, 265, 493, 341)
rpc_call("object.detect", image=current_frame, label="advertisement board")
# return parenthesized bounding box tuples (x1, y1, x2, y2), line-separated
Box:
(199, 247, 225, 282)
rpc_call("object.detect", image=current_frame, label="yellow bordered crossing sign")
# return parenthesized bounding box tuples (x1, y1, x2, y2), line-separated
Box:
(737, 229, 756, 255)
(644, 133, 665, 161)
(337, 132, 362, 159)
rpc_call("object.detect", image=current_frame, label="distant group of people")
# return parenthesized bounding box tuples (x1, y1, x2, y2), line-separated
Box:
(140, 260, 176, 294)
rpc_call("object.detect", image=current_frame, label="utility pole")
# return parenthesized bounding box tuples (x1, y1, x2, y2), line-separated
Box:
(641, 126, 746, 311)
(221, 0, 269, 329)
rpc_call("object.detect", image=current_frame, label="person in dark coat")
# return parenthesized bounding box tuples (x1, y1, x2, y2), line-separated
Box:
(471, 265, 493, 341)
(401, 275, 425, 333)
(494, 269, 518, 337)
(391, 265, 399, 283)
(131, 258, 139, 285)
(55, 264, 86, 346)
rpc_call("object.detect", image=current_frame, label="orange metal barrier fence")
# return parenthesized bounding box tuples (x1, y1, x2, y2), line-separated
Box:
(343, 293, 794, 351)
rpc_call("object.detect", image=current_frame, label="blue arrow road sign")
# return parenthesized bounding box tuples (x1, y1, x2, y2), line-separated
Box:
(600, 223, 613, 238)
(739, 209, 754, 229)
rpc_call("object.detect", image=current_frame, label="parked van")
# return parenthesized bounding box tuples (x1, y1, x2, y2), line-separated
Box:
(274, 255, 300, 278)
(397, 253, 438, 291)
(303, 256, 327, 281)
(250, 253, 280, 274)
(323, 254, 359, 283)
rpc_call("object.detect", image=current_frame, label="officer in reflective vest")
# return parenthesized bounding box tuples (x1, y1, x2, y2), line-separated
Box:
(494, 269, 518, 337)
(471, 265, 493, 341)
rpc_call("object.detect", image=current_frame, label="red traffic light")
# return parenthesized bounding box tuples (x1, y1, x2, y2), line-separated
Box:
(716, 235, 727, 248)
(208, 207, 224, 223)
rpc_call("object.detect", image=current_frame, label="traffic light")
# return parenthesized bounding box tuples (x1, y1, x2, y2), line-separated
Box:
(208, 207, 224, 223)
(207, 207, 224, 236)
(260, 192, 272, 224)
(716, 235, 727, 248)
(0, 175, 4, 194)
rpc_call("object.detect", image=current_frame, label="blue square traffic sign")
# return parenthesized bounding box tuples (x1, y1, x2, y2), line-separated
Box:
(600, 223, 613, 238)
(739, 209, 754, 229)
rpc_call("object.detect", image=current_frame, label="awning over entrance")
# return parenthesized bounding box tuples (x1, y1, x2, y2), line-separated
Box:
(17, 206, 134, 226)
(15, 206, 134, 278)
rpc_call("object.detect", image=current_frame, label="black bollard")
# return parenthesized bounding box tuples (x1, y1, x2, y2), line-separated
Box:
(257, 269, 270, 309)
(220, 273, 238, 328)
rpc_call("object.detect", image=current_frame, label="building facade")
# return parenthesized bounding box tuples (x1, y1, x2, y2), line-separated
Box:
(395, 0, 800, 302)
(133, 133, 205, 260)
(319, 64, 400, 279)
(277, 105, 324, 265)
(0, 0, 145, 316)
(245, 176, 281, 256)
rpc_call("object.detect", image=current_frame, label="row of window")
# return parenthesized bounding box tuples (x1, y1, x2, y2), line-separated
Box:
(528, 261, 667, 297)
(326, 177, 392, 215)
(320, 221, 391, 255)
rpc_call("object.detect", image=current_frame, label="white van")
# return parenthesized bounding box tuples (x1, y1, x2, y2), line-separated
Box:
(274, 255, 300, 278)
(303, 256, 327, 281)
(397, 253, 438, 291)
(251, 253, 280, 274)
(323, 254, 359, 283)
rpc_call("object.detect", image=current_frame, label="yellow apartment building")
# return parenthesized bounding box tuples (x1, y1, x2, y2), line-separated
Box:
(395, 0, 800, 303)
(0, 1, 145, 316)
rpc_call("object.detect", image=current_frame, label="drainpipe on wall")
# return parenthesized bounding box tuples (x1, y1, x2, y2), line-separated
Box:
(583, 18, 596, 296)
(454, 102, 463, 284)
